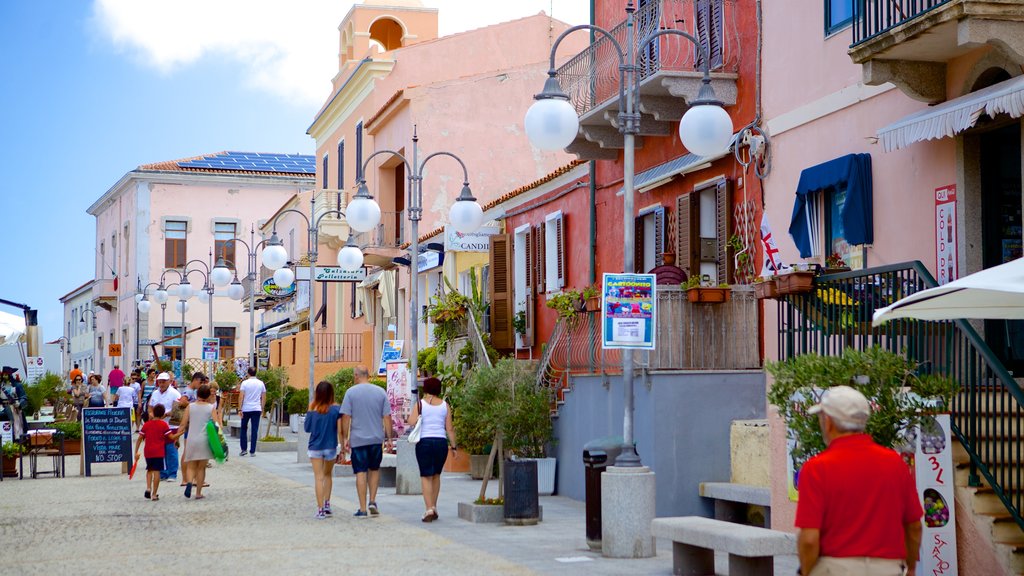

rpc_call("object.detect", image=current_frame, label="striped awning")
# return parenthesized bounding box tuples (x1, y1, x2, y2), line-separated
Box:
(878, 75, 1024, 152)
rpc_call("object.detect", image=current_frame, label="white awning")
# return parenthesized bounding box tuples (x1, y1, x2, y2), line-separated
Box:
(878, 74, 1024, 152)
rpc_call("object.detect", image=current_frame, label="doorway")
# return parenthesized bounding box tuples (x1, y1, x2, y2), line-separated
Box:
(981, 121, 1023, 374)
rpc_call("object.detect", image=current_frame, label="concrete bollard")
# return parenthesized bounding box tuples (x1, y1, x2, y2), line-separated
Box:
(601, 466, 656, 558)
(395, 436, 422, 495)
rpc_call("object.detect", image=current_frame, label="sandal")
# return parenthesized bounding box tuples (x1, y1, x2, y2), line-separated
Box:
(195, 495, 205, 500)
(152, 495, 160, 501)
(428, 508, 439, 521)
(421, 511, 433, 523)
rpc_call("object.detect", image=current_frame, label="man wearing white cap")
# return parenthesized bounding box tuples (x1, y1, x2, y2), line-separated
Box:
(148, 373, 182, 481)
(796, 385, 923, 576)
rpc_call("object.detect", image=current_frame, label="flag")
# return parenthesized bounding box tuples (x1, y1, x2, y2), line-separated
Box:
(761, 213, 788, 276)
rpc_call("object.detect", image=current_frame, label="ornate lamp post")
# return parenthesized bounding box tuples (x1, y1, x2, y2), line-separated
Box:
(211, 226, 273, 370)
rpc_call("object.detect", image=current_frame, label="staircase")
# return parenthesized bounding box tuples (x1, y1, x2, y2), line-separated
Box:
(778, 262, 1024, 575)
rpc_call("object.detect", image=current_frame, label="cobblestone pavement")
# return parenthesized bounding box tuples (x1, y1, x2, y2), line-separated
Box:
(0, 457, 532, 576)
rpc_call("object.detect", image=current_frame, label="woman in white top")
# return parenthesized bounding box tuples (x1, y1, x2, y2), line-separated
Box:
(407, 377, 457, 522)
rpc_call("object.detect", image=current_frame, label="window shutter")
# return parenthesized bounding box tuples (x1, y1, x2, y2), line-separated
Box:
(535, 224, 546, 294)
(716, 179, 732, 283)
(654, 207, 666, 267)
(676, 193, 698, 277)
(524, 229, 534, 293)
(489, 234, 514, 350)
(710, 0, 724, 69)
(634, 216, 645, 273)
(555, 214, 565, 290)
(694, 0, 710, 71)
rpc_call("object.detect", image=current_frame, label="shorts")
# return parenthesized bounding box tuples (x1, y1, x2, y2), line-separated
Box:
(146, 457, 165, 472)
(350, 444, 383, 474)
(308, 448, 338, 461)
(415, 437, 449, 477)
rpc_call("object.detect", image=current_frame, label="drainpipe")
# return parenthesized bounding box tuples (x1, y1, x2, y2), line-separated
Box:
(589, 161, 597, 285)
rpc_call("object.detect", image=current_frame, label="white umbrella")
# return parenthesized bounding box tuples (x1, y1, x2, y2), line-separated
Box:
(873, 257, 1024, 325)
(0, 310, 26, 346)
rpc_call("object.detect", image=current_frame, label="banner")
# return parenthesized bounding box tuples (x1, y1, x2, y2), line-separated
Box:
(377, 340, 404, 376)
(914, 414, 958, 575)
(386, 360, 412, 438)
(601, 273, 656, 350)
(935, 185, 958, 285)
(760, 213, 788, 276)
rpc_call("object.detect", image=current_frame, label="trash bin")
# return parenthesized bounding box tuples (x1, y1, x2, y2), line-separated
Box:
(504, 458, 540, 525)
(583, 436, 624, 551)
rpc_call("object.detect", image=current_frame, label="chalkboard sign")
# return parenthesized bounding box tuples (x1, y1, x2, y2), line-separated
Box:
(82, 407, 133, 476)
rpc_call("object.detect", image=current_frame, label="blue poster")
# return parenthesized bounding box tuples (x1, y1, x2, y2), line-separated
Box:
(601, 273, 656, 350)
(377, 340, 404, 376)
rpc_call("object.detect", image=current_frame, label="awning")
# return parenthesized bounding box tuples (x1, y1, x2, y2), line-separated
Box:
(358, 269, 384, 289)
(789, 154, 873, 259)
(878, 74, 1024, 152)
(255, 318, 289, 338)
(616, 150, 729, 196)
(379, 270, 397, 320)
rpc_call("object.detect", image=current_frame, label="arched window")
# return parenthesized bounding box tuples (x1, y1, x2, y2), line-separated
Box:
(368, 18, 403, 52)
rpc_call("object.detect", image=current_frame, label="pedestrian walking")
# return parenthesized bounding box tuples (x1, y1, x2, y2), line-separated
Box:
(305, 381, 343, 519)
(340, 366, 392, 518)
(140, 371, 157, 423)
(68, 363, 82, 386)
(238, 367, 265, 457)
(134, 403, 172, 501)
(796, 386, 923, 576)
(147, 373, 182, 482)
(69, 375, 87, 421)
(107, 364, 125, 397)
(407, 376, 457, 522)
(115, 377, 138, 415)
(171, 384, 219, 500)
(86, 374, 108, 407)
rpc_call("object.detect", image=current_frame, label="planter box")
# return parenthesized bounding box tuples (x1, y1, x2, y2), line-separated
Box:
(458, 501, 543, 523)
(524, 457, 556, 496)
(469, 454, 497, 480)
(256, 439, 297, 453)
(585, 297, 601, 312)
(686, 287, 731, 304)
(2, 455, 18, 477)
(444, 447, 470, 473)
(753, 280, 778, 300)
(776, 271, 815, 295)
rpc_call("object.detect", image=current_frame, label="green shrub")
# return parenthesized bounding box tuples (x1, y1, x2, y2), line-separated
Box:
(286, 387, 309, 415)
(418, 346, 438, 376)
(51, 420, 82, 440)
(25, 372, 66, 415)
(214, 370, 240, 392)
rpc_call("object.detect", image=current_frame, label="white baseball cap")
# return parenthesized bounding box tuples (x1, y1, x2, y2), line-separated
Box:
(807, 386, 871, 426)
(156, 372, 171, 381)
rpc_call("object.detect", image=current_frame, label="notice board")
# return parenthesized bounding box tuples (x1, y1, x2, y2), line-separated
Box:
(82, 407, 133, 476)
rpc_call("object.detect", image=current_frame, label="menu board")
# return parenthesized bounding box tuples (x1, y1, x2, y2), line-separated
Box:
(82, 407, 133, 476)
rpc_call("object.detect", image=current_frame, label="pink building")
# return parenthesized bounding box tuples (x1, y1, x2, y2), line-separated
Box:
(761, 2, 1024, 572)
(80, 152, 314, 371)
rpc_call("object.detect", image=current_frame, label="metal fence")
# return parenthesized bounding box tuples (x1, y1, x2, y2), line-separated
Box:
(314, 332, 363, 363)
(777, 262, 1024, 532)
(851, 0, 952, 46)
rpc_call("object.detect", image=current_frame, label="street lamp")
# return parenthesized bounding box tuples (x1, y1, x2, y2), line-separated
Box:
(525, 2, 734, 470)
(211, 226, 276, 369)
(258, 195, 365, 391)
(78, 307, 97, 332)
(352, 130, 483, 400)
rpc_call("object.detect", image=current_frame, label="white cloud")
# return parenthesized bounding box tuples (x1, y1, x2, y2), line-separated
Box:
(93, 0, 590, 108)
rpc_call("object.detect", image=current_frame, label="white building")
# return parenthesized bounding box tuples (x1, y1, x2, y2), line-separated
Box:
(58, 280, 96, 376)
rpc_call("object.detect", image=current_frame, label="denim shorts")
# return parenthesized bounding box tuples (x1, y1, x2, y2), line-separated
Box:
(415, 437, 449, 477)
(307, 448, 338, 461)
(350, 444, 383, 474)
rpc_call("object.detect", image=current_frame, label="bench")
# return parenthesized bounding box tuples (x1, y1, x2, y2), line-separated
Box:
(334, 452, 397, 488)
(700, 482, 771, 528)
(651, 516, 795, 576)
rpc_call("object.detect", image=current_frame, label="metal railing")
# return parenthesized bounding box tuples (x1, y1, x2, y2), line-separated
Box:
(777, 261, 1024, 531)
(852, 0, 953, 46)
(314, 332, 363, 363)
(555, 0, 740, 118)
(374, 210, 404, 248)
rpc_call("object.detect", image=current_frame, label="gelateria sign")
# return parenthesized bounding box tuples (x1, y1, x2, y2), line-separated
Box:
(262, 278, 295, 297)
(444, 221, 500, 252)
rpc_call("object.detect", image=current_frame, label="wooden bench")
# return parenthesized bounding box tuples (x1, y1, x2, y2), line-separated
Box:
(651, 516, 795, 576)
(700, 482, 772, 527)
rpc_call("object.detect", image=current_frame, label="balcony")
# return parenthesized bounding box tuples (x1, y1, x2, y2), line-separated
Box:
(556, 0, 739, 160)
(850, 0, 1024, 103)
(91, 278, 117, 311)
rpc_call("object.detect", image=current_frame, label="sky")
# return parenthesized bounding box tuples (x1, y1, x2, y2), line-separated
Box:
(0, 0, 589, 343)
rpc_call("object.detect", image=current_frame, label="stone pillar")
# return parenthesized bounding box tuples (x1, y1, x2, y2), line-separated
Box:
(601, 466, 656, 558)
(395, 436, 422, 495)
(297, 425, 310, 464)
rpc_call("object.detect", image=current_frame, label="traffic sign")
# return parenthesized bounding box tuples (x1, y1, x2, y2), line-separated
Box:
(108, 344, 122, 357)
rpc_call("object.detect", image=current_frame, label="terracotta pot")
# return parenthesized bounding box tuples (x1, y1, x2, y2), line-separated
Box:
(662, 253, 676, 266)
(686, 287, 731, 304)
(753, 280, 779, 300)
(585, 296, 601, 312)
(2, 455, 18, 477)
(776, 271, 816, 295)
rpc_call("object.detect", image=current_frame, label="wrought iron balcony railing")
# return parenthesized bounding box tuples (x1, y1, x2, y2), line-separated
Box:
(851, 0, 953, 46)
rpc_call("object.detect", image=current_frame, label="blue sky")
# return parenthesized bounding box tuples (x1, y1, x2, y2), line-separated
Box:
(0, 0, 588, 342)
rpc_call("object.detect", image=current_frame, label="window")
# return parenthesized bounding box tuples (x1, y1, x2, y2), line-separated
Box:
(825, 0, 853, 34)
(164, 220, 187, 268)
(544, 212, 565, 292)
(100, 241, 105, 278)
(676, 178, 732, 284)
(355, 121, 364, 182)
(162, 327, 182, 361)
(512, 226, 534, 347)
(635, 207, 666, 273)
(215, 327, 236, 359)
(322, 153, 329, 189)
(337, 140, 345, 189)
(214, 222, 237, 269)
(694, 0, 724, 70)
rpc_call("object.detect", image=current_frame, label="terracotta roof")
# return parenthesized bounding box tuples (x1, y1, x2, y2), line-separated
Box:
(137, 151, 316, 178)
(365, 89, 407, 130)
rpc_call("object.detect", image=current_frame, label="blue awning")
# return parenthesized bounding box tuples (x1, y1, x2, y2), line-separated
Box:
(789, 153, 873, 258)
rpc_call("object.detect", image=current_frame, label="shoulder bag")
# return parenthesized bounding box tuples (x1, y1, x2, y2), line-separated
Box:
(408, 400, 424, 444)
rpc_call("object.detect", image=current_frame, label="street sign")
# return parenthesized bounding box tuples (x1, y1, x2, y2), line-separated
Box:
(27, 356, 45, 382)
(314, 267, 367, 282)
(601, 273, 656, 350)
(108, 344, 122, 357)
(201, 338, 219, 361)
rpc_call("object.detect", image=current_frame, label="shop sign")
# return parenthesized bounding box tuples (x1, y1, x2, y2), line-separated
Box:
(315, 267, 367, 282)
(262, 278, 295, 297)
(417, 252, 443, 273)
(444, 222, 500, 252)
(935, 185, 958, 285)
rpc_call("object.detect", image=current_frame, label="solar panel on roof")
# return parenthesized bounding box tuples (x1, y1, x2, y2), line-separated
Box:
(177, 151, 315, 174)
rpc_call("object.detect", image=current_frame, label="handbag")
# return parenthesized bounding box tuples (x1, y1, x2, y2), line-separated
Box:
(408, 400, 424, 444)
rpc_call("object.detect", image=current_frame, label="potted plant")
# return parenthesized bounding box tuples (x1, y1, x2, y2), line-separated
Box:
(684, 275, 731, 304)
(824, 251, 851, 273)
(767, 347, 958, 495)
(1, 441, 24, 477)
(285, 387, 308, 433)
(775, 265, 816, 295)
(581, 285, 601, 312)
(51, 420, 83, 455)
(546, 289, 584, 319)
(24, 372, 67, 418)
(752, 276, 779, 300)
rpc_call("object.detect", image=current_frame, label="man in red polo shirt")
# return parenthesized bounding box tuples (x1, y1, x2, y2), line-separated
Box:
(796, 386, 922, 576)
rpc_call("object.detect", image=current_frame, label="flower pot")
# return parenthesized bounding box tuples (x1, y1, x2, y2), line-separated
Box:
(823, 267, 851, 275)
(525, 457, 556, 495)
(585, 297, 601, 312)
(2, 455, 18, 477)
(776, 271, 815, 295)
(469, 454, 497, 480)
(573, 298, 587, 313)
(503, 458, 540, 525)
(686, 287, 731, 304)
(62, 438, 81, 455)
(753, 280, 779, 300)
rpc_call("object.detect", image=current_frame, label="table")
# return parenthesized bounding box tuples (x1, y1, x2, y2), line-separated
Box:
(20, 430, 65, 479)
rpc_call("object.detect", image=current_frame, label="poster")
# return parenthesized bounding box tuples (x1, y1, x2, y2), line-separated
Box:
(601, 273, 656, 350)
(913, 414, 958, 576)
(935, 185, 958, 285)
(201, 338, 220, 362)
(26, 356, 45, 382)
(377, 340, 404, 376)
(386, 360, 412, 438)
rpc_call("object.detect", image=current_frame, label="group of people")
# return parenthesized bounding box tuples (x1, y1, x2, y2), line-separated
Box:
(67, 363, 143, 423)
(304, 366, 457, 521)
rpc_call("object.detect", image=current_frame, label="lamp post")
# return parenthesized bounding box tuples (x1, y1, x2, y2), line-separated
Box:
(258, 195, 365, 391)
(352, 130, 484, 397)
(181, 259, 214, 368)
(524, 2, 734, 559)
(525, 2, 733, 469)
(211, 226, 271, 370)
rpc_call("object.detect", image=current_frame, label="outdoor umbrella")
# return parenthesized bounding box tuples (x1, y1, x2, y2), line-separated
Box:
(872, 257, 1024, 325)
(0, 310, 25, 346)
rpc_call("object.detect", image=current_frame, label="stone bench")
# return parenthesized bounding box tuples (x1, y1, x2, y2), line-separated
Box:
(651, 516, 795, 576)
(334, 452, 397, 488)
(699, 482, 772, 528)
